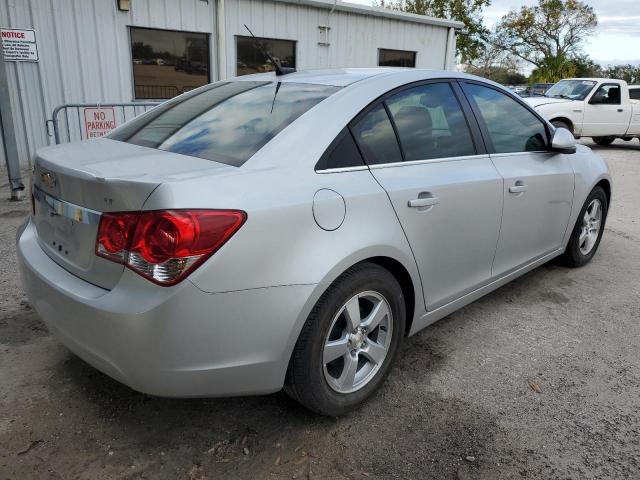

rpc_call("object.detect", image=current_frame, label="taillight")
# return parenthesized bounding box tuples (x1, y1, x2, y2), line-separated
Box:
(96, 209, 246, 286)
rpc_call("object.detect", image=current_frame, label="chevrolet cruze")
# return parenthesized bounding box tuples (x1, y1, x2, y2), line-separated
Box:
(18, 68, 611, 415)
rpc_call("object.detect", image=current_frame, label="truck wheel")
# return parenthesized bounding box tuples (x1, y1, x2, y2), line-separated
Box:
(593, 137, 615, 146)
(552, 120, 573, 134)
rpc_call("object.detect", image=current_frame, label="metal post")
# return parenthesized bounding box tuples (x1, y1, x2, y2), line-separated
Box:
(0, 40, 25, 200)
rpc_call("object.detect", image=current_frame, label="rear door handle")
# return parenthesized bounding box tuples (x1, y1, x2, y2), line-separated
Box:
(408, 196, 439, 208)
(509, 182, 528, 194)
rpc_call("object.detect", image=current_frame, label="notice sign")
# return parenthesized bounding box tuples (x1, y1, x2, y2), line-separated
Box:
(83, 107, 117, 139)
(1, 28, 38, 62)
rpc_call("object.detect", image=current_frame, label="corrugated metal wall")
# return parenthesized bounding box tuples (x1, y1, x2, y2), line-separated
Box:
(0, 0, 216, 167)
(224, 0, 450, 78)
(1, 0, 452, 167)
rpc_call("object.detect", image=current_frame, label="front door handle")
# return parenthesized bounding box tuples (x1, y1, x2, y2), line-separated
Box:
(618, 108, 624, 113)
(509, 182, 528, 194)
(408, 196, 440, 209)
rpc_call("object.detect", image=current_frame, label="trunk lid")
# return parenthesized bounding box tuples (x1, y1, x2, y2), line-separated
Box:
(32, 138, 233, 289)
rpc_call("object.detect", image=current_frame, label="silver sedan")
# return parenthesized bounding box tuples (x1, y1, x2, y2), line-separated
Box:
(17, 69, 611, 415)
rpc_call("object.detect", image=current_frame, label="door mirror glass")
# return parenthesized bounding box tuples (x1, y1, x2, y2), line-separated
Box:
(551, 127, 576, 154)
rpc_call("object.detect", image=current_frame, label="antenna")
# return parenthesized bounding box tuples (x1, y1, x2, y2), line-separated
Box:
(244, 24, 296, 76)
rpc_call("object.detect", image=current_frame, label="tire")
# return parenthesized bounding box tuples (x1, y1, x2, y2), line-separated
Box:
(552, 119, 572, 134)
(592, 137, 616, 146)
(559, 186, 608, 268)
(285, 262, 406, 416)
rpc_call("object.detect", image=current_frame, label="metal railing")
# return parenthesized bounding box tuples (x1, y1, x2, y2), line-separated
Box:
(47, 101, 161, 145)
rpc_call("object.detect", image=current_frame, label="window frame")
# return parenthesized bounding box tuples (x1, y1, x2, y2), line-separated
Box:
(316, 78, 550, 174)
(128, 26, 211, 101)
(458, 80, 553, 156)
(588, 83, 622, 105)
(235, 35, 297, 77)
(347, 79, 486, 168)
(378, 48, 417, 68)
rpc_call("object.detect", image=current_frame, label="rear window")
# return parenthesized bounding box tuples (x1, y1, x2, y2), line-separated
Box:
(109, 81, 340, 166)
(630, 88, 640, 101)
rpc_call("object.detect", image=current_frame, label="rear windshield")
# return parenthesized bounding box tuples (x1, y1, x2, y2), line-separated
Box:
(109, 81, 340, 166)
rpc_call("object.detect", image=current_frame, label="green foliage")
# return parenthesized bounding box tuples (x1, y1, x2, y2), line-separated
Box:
(466, 65, 528, 84)
(601, 65, 640, 84)
(495, 0, 597, 72)
(572, 56, 603, 78)
(529, 55, 579, 83)
(375, 0, 490, 63)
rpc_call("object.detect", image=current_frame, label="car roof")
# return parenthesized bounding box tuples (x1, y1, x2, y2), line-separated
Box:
(233, 68, 472, 87)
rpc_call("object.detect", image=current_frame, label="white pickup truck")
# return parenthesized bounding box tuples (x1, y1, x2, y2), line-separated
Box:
(525, 78, 640, 145)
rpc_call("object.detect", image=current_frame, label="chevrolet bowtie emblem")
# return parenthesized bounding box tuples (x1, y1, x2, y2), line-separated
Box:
(41, 171, 57, 189)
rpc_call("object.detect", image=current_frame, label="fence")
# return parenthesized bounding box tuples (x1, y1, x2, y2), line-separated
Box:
(47, 102, 161, 145)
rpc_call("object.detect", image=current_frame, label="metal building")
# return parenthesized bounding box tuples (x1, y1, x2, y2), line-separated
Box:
(0, 0, 462, 177)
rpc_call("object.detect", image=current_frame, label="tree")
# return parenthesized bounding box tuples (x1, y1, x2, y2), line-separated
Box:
(495, 0, 597, 82)
(375, 0, 491, 63)
(601, 65, 640, 84)
(465, 33, 527, 83)
(572, 56, 602, 78)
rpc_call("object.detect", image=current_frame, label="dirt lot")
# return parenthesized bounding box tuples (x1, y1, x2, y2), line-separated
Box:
(1, 139, 639, 480)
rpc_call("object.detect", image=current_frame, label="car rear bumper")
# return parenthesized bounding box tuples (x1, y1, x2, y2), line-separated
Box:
(17, 219, 315, 397)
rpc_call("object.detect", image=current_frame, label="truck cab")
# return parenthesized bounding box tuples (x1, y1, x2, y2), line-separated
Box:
(525, 78, 640, 145)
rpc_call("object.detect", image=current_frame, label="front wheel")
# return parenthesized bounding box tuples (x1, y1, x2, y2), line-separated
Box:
(285, 262, 405, 416)
(559, 186, 608, 268)
(593, 136, 616, 146)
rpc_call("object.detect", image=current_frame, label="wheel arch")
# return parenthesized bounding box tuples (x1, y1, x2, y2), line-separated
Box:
(282, 249, 423, 373)
(362, 256, 416, 336)
(550, 117, 575, 133)
(595, 178, 612, 206)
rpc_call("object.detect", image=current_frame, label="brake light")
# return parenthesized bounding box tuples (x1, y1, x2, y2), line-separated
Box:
(96, 209, 246, 286)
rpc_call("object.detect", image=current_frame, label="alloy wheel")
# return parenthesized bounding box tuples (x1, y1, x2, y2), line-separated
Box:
(579, 199, 603, 255)
(323, 291, 393, 394)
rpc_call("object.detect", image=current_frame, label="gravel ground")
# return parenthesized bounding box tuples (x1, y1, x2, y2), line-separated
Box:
(1, 139, 639, 480)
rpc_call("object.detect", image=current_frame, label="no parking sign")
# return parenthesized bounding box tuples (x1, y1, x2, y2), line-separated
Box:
(83, 107, 116, 139)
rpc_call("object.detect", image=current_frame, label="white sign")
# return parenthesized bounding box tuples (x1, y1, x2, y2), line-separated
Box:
(1, 28, 38, 62)
(83, 107, 117, 139)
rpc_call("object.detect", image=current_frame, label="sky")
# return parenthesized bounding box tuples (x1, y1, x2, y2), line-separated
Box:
(482, 0, 640, 66)
(349, 0, 640, 67)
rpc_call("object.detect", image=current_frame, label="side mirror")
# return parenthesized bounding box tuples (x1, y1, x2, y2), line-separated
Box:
(551, 127, 577, 154)
(589, 93, 606, 104)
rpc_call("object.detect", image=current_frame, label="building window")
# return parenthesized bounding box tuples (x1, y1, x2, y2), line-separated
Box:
(236, 36, 296, 76)
(130, 27, 210, 100)
(378, 49, 416, 68)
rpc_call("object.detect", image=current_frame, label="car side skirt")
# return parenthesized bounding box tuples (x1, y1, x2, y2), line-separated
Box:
(409, 248, 564, 335)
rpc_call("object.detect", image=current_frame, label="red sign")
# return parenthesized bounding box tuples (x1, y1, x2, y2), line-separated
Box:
(83, 107, 117, 139)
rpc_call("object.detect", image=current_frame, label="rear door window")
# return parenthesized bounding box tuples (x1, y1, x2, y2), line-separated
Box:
(385, 82, 476, 160)
(351, 104, 403, 165)
(109, 81, 340, 166)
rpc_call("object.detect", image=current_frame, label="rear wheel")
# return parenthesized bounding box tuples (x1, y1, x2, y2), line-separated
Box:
(593, 136, 616, 146)
(285, 262, 405, 416)
(559, 186, 608, 267)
